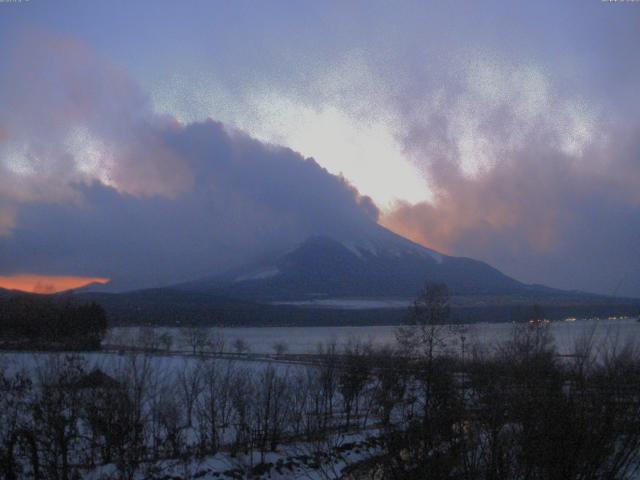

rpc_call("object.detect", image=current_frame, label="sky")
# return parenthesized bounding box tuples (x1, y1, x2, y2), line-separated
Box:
(0, 0, 639, 296)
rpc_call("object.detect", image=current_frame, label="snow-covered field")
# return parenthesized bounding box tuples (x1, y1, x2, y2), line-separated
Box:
(84, 431, 380, 480)
(108, 317, 640, 355)
(0, 352, 379, 480)
(1, 318, 639, 479)
(0, 351, 298, 379)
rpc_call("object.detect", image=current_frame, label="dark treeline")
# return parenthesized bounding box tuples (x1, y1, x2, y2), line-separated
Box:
(370, 326, 640, 479)
(366, 284, 640, 479)
(0, 295, 108, 350)
(79, 288, 639, 327)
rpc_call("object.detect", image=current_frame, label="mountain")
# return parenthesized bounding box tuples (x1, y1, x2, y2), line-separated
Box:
(4, 226, 637, 327)
(0, 287, 15, 299)
(120, 225, 636, 325)
(183, 225, 539, 301)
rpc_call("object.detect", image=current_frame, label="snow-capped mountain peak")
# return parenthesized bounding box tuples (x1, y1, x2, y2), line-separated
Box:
(186, 225, 525, 301)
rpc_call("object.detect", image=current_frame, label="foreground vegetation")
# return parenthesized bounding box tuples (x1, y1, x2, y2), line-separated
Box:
(0, 285, 639, 479)
(0, 331, 639, 478)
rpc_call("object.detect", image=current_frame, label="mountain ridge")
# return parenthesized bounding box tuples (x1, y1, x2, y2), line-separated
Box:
(3, 225, 637, 327)
(182, 225, 537, 300)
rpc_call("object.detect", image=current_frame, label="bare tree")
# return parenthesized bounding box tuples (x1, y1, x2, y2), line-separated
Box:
(113, 353, 157, 479)
(229, 368, 255, 456)
(317, 341, 339, 435)
(137, 326, 160, 351)
(177, 360, 203, 428)
(196, 359, 237, 454)
(0, 367, 35, 480)
(396, 282, 453, 362)
(338, 339, 372, 430)
(182, 325, 211, 354)
(158, 332, 173, 352)
(208, 327, 226, 354)
(155, 388, 185, 458)
(32, 355, 87, 480)
(288, 369, 313, 438)
(81, 373, 135, 469)
(272, 341, 289, 356)
(232, 338, 250, 355)
(254, 364, 291, 460)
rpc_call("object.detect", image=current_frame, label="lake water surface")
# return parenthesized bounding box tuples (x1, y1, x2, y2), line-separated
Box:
(110, 318, 640, 355)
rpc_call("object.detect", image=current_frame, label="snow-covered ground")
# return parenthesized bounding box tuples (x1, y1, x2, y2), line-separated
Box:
(84, 431, 381, 480)
(0, 351, 299, 379)
(2, 318, 639, 479)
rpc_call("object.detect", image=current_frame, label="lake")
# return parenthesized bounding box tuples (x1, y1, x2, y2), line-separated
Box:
(108, 317, 640, 355)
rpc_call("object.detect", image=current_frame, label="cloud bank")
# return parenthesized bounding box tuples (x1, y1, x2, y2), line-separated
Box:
(380, 54, 640, 297)
(1, 8, 639, 298)
(132, 0, 640, 297)
(0, 31, 378, 291)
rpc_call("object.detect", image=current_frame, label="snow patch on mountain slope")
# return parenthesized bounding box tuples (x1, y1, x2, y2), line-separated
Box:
(340, 236, 444, 264)
(235, 267, 280, 282)
(422, 248, 444, 264)
(342, 240, 364, 258)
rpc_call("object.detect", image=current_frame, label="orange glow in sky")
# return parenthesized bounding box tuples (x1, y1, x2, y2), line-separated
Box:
(0, 274, 110, 294)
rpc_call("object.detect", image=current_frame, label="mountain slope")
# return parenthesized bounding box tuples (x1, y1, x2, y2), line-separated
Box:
(186, 225, 530, 300)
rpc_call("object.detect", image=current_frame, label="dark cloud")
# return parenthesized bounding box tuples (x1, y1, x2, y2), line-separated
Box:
(0, 31, 378, 291)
